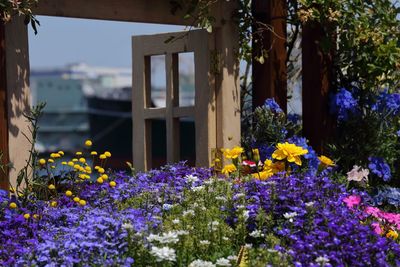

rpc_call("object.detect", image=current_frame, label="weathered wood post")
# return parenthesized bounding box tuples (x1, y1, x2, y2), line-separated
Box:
(0, 22, 9, 190)
(302, 21, 335, 153)
(252, 0, 287, 111)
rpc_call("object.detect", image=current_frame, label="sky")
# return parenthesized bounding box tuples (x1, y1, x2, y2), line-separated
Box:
(28, 16, 186, 69)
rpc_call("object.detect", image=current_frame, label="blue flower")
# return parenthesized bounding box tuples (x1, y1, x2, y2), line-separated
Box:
(330, 88, 358, 121)
(372, 90, 400, 115)
(287, 113, 301, 125)
(368, 157, 391, 182)
(264, 98, 283, 113)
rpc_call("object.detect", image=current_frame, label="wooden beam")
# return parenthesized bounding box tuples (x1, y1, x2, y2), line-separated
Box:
(302, 21, 335, 153)
(0, 22, 9, 191)
(34, 0, 194, 25)
(252, 0, 287, 112)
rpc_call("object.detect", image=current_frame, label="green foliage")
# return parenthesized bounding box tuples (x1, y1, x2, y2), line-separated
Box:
(0, 0, 40, 34)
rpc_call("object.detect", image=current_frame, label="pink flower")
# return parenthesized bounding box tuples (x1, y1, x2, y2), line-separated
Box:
(242, 160, 256, 167)
(364, 206, 381, 217)
(371, 222, 383, 235)
(343, 195, 361, 209)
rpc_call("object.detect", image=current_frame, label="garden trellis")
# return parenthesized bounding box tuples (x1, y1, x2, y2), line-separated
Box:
(0, 0, 335, 189)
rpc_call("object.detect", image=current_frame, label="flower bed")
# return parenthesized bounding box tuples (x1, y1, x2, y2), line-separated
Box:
(1, 162, 400, 266)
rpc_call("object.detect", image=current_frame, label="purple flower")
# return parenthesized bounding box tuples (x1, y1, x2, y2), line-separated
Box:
(264, 98, 283, 113)
(330, 88, 358, 121)
(368, 157, 391, 182)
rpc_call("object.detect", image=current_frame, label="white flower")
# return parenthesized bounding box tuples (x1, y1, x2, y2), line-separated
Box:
(305, 201, 315, 207)
(236, 205, 245, 210)
(347, 165, 369, 182)
(315, 255, 330, 264)
(234, 193, 245, 198)
(216, 257, 231, 266)
(222, 236, 229, 241)
(183, 209, 195, 216)
(176, 230, 189, 236)
(189, 259, 216, 267)
(200, 240, 211, 245)
(215, 196, 227, 202)
(208, 220, 220, 231)
(283, 212, 298, 222)
(227, 255, 238, 262)
(150, 246, 176, 262)
(244, 243, 253, 249)
(147, 231, 179, 244)
(121, 223, 134, 230)
(249, 230, 264, 238)
(163, 203, 173, 210)
(191, 185, 204, 192)
(185, 174, 199, 183)
(172, 219, 180, 224)
(203, 179, 213, 185)
(242, 210, 250, 221)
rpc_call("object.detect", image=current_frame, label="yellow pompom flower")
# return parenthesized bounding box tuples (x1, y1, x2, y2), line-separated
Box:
(104, 151, 112, 157)
(386, 230, 399, 240)
(39, 158, 46, 165)
(50, 153, 61, 158)
(79, 199, 87, 206)
(99, 154, 107, 160)
(79, 158, 86, 163)
(50, 166, 56, 169)
(73, 197, 80, 203)
(23, 213, 30, 219)
(9, 202, 17, 209)
(68, 161, 74, 167)
(48, 184, 56, 190)
(84, 140, 92, 147)
(65, 190, 73, 197)
(101, 174, 108, 180)
(33, 214, 39, 219)
(85, 166, 91, 172)
(73, 164, 81, 170)
(109, 181, 117, 187)
(94, 166, 100, 170)
(78, 174, 86, 180)
(61, 161, 67, 165)
(50, 201, 57, 207)
(58, 151, 64, 156)
(72, 158, 78, 162)
(272, 142, 308, 166)
(221, 164, 237, 175)
(48, 159, 54, 163)
(223, 146, 244, 159)
(97, 177, 104, 184)
(98, 168, 105, 174)
(318, 155, 335, 167)
(76, 152, 83, 156)
(91, 151, 98, 156)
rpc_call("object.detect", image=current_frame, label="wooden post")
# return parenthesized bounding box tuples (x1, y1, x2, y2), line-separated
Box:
(302, 21, 335, 153)
(252, 0, 287, 112)
(0, 22, 9, 190)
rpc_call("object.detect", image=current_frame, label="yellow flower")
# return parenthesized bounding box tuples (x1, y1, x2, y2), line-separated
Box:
(85, 166, 91, 172)
(48, 159, 54, 163)
(73, 164, 81, 170)
(84, 140, 92, 147)
(76, 152, 83, 156)
(272, 142, 308, 166)
(50, 153, 61, 158)
(9, 202, 17, 209)
(223, 146, 244, 159)
(109, 181, 117, 187)
(48, 184, 56, 190)
(50, 201, 57, 207)
(91, 151, 98, 156)
(39, 158, 46, 165)
(263, 159, 285, 174)
(252, 170, 273, 180)
(79, 157, 86, 163)
(104, 151, 112, 157)
(23, 213, 30, 219)
(65, 190, 73, 197)
(94, 166, 100, 170)
(221, 164, 237, 175)
(386, 230, 399, 240)
(99, 154, 107, 160)
(318, 155, 335, 167)
(58, 151, 64, 156)
(33, 214, 39, 219)
(9, 186, 15, 193)
(61, 161, 67, 165)
(50, 166, 56, 169)
(79, 199, 87, 206)
(68, 161, 74, 167)
(78, 174, 86, 180)
(73, 197, 80, 203)
(98, 168, 105, 174)
(97, 177, 104, 184)
(101, 174, 108, 180)
(72, 158, 78, 162)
